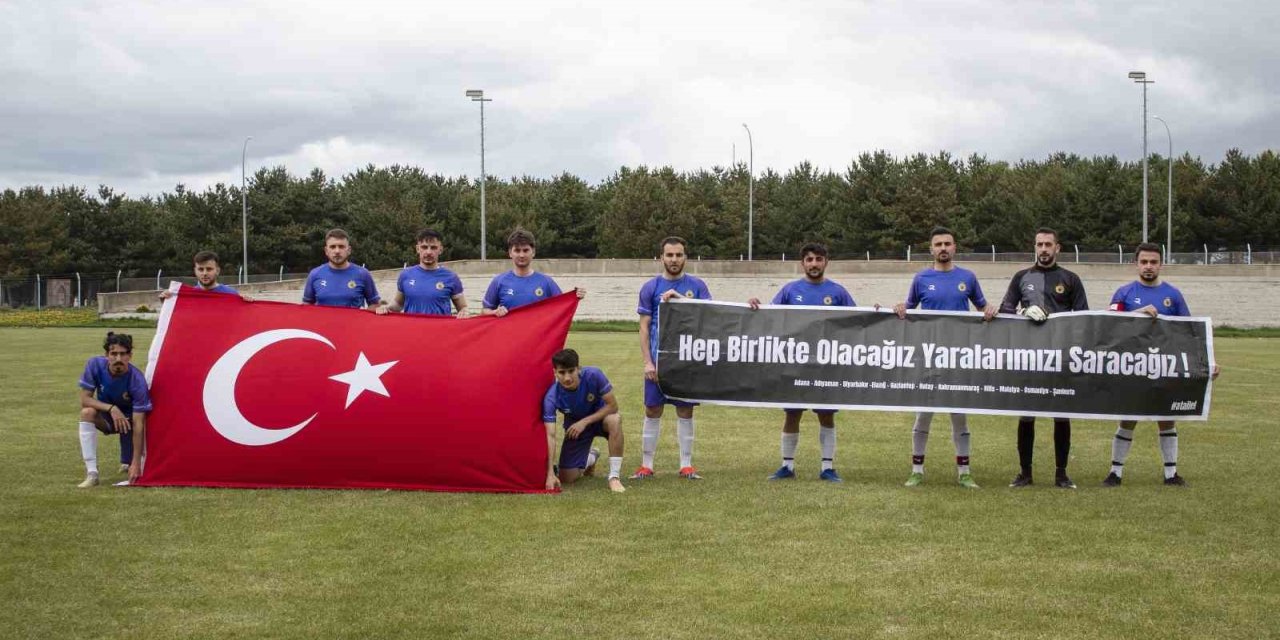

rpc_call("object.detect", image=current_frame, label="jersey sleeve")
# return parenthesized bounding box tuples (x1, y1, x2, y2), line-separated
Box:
(904, 274, 921, 309)
(128, 369, 153, 413)
(483, 276, 503, 310)
(302, 271, 317, 304)
(1108, 285, 1128, 311)
(998, 273, 1022, 314)
(449, 272, 464, 295)
(1171, 290, 1191, 316)
(636, 280, 656, 316)
(78, 359, 97, 391)
(770, 283, 789, 305)
(968, 274, 987, 309)
(697, 279, 712, 300)
(546, 277, 562, 297)
(840, 286, 856, 307)
(1069, 273, 1088, 311)
(362, 270, 380, 304)
(591, 368, 614, 396)
(396, 270, 408, 294)
(541, 385, 558, 424)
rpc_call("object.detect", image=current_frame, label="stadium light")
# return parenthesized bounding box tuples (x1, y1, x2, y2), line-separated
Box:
(1129, 71, 1154, 242)
(242, 136, 252, 284)
(1152, 115, 1173, 260)
(742, 123, 754, 261)
(466, 89, 492, 261)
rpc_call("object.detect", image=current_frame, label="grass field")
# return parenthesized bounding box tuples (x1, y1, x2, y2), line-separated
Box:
(2, 328, 1277, 639)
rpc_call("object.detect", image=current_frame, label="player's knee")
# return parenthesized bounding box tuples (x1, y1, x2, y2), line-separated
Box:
(675, 406, 694, 420)
(644, 406, 663, 419)
(559, 469, 583, 484)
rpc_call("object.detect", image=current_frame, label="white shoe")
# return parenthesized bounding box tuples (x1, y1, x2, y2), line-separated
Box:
(78, 472, 100, 488)
(118, 463, 130, 475)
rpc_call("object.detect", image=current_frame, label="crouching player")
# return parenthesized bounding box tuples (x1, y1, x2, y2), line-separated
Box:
(542, 349, 626, 493)
(76, 332, 150, 487)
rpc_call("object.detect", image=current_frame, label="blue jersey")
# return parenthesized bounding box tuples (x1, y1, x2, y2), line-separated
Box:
(397, 265, 463, 316)
(542, 367, 613, 424)
(1109, 281, 1190, 317)
(202, 284, 240, 296)
(483, 271, 562, 311)
(905, 267, 987, 311)
(638, 274, 712, 360)
(303, 264, 380, 308)
(772, 279, 855, 306)
(79, 356, 152, 415)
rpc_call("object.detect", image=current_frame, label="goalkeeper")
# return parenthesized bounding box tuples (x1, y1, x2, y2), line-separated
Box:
(998, 227, 1088, 489)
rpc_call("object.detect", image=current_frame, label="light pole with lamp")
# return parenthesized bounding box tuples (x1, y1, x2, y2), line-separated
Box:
(742, 123, 753, 261)
(1152, 115, 1173, 260)
(1128, 71, 1154, 242)
(242, 136, 252, 284)
(465, 89, 492, 260)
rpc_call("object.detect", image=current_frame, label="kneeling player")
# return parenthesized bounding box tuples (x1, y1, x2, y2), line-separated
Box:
(76, 332, 151, 487)
(542, 349, 625, 492)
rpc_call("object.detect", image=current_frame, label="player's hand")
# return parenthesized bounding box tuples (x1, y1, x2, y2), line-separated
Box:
(109, 406, 130, 433)
(454, 307, 470, 319)
(1211, 364, 1221, 380)
(494, 305, 509, 318)
(1137, 304, 1159, 318)
(241, 294, 255, 302)
(375, 305, 390, 315)
(660, 290, 681, 303)
(892, 302, 907, 319)
(566, 421, 587, 439)
(158, 290, 173, 300)
(982, 303, 999, 321)
(644, 361, 658, 382)
(576, 288, 587, 299)
(1020, 305, 1048, 323)
(128, 461, 142, 483)
(545, 473, 561, 491)
(748, 297, 762, 310)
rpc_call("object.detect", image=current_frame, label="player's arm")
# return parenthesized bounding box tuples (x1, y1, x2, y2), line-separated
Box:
(544, 421, 561, 490)
(451, 293, 469, 318)
(1069, 274, 1088, 311)
(567, 391, 619, 439)
(363, 275, 383, 311)
(969, 278, 998, 320)
(379, 291, 405, 315)
(80, 388, 128, 432)
(302, 273, 317, 305)
(998, 275, 1021, 314)
(480, 278, 505, 316)
(639, 315, 657, 380)
(128, 412, 146, 482)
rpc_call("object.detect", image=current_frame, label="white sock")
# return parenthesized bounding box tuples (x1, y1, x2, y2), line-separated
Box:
(641, 417, 661, 469)
(780, 432, 799, 470)
(1112, 426, 1135, 477)
(911, 412, 932, 474)
(676, 417, 695, 468)
(586, 448, 600, 469)
(1160, 428, 1178, 479)
(608, 457, 623, 479)
(819, 426, 836, 471)
(78, 422, 98, 475)
(950, 413, 971, 475)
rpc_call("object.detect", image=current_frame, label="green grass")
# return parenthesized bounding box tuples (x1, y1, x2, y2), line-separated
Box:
(2, 329, 1277, 638)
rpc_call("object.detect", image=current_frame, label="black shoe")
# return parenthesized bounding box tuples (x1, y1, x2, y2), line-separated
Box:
(1101, 472, 1122, 488)
(1163, 474, 1187, 486)
(1055, 473, 1077, 489)
(1009, 473, 1033, 488)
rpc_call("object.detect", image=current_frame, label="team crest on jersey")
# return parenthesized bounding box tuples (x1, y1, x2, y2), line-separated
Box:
(535, 287, 545, 297)
(347, 280, 357, 289)
(435, 281, 445, 290)
(1054, 283, 1065, 294)
(684, 290, 694, 297)
(957, 282, 967, 292)
(587, 393, 596, 402)
(122, 391, 131, 401)
(823, 295, 833, 305)
(1163, 297, 1172, 308)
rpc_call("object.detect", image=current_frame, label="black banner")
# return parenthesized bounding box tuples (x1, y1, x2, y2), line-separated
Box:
(657, 301, 1214, 420)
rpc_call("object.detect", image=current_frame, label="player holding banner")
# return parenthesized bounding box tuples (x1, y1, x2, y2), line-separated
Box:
(1103, 243, 1219, 487)
(748, 242, 854, 482)
(892, 227, 998, 489)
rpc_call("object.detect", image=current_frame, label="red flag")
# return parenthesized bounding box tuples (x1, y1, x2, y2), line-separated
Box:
(135, 286, 577, 493)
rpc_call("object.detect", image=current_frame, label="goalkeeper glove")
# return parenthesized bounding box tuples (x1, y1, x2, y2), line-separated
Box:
(1020, 305, 1048, 323)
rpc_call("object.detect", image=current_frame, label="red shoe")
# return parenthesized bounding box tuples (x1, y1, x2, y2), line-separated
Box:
(629, 466, 654, 480)
(678, 466, 702, 480)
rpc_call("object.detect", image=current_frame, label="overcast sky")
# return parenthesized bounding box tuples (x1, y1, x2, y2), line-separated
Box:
(2, 1, 1275, 196)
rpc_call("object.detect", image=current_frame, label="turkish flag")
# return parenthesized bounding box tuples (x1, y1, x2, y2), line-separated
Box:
(135, 286, 577, 493)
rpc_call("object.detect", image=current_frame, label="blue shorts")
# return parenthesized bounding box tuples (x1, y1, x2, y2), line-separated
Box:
(95, 411, 134, 464)
(559, 421, 607, 470)
(644, 378, 698, 409)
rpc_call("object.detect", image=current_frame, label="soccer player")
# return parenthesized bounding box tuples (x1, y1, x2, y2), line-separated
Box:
(1102, 243, 1220, 487)
(893, 227, 999, 489)
(302, 228, 382, 309)
(633, 236, 712, 480)
(747, 242, 854, 482)
(76, 332, 151, 487)
(482, 228, 572, 316)
(377, 228, 467, 317)
(999, 227, 1088, 489)
(542, 349, 626, 493)
(159, 250, 244, 299)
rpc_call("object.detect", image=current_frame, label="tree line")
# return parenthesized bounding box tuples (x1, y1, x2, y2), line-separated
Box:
(2, 148, 1277, 277)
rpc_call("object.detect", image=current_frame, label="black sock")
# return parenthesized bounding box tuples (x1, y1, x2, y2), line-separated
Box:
(1017, 417, 1035, 473)
(1053, 418, 1071, 471)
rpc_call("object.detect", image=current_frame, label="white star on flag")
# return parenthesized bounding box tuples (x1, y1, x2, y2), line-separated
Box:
(329, 352, 399, 409)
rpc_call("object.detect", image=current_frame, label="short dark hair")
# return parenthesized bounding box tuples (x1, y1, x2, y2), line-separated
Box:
(1134, 242, 1162, 259)
(800, 242, 828, 259)
(103, 332, 133, 354)
(193, 250, 220, 265)
(1034, 227, 1059, 243)
(929, 227, 955, 242)
(507, 228, 536, 249)
(325, 228, 350, 243)
(415, 228, 443, 245)
(551, 348, 579, 369)
(659, 236, 687, 253)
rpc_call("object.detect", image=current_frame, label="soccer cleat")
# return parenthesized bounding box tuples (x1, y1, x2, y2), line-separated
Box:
(1163, 474, 1187, 486)
(629, 466, 654, 480)
(77, 472, 99, 488)
(957, 473, 980, 489)
(607, 477, 626, 493)
(583, 448, 600, 477)
(1101, 472, 1122, 488)
(1055, 473, 1077, 489)
(678, 466, 702, 480)
(904, 472, 924, 487)
(818, 468, 843, 483)
(1009, 473, 1033, 488)
(768, 466, 796, 480)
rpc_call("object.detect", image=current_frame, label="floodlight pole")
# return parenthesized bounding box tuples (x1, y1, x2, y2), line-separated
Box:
(743, 123, 754, 261)
(1129, 71, 1154, 242)
(241, 136, 252, 284)
(466, 89, 492, 260)
(1153, 115, 1173, 257)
